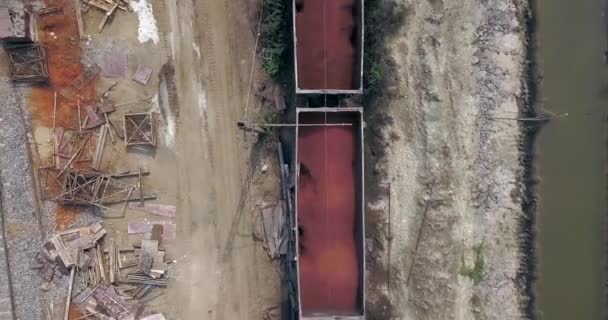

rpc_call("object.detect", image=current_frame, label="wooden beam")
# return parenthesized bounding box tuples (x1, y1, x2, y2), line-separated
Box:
(97, 3, 118, 33)
(64, 267, 75, 320)
(74, 0, 85, 39)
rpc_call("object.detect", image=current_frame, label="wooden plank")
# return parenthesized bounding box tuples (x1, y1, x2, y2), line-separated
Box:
(104, 113, 115, 143)
(150, 224, 162, 241)
(97, 3, 118, 32)
(77, 99, 82, 131)
(101, 194, 157, 205)
(128, 203, 176, 218)
(64, 267, 75, 320)
(108, 238, 115, 284)
(96, 245, 107, 283)
(74, 0, 85, 39)
(51, 236, 74, 267)
(139, 313, 166, 320)
(127, 221, 176, 240)
(149, 251, 166, 278)
(92, 125, 108, 170)
(138, 168, 143, 206)
(58, 137, 88, 176)
(138, 240, 158, 275)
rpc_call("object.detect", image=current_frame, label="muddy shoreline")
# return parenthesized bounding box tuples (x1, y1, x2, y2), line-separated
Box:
(516, 0, 540, 318)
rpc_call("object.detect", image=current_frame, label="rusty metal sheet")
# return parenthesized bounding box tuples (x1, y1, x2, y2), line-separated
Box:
(133, 64, 152, 85)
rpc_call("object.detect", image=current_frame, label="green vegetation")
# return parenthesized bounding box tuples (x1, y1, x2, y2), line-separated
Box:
(258, 109, 280, 135)
(460, 245, 485, 285)
(259, 0, 292, 84)
(363, 0, 406, 96)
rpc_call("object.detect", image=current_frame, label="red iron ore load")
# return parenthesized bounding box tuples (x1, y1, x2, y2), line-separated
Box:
(295, 0, 356, 90)
(296, 110, 363, 317)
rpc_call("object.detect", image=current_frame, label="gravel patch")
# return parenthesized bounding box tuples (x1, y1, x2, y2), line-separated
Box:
(0, 68, 45, 319)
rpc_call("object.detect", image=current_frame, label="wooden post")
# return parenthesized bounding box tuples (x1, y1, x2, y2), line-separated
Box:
(139, 168, 144, 206)
(74, 0, 85, 39)
(52, 91, 57, 167)
(77, 99, 82, 132)
(64, 267, 75, 320)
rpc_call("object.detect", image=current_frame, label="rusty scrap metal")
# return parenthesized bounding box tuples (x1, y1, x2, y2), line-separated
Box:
(123, 112, 158, 147)
(59, 64, 101, 100)
(133, 64, 152, 85)
(5, 44, 49, 82)
(38, 168, 156, 211)
(54, 129, 94, 170)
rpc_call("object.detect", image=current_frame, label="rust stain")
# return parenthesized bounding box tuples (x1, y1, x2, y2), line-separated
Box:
(69, 303, 82, 319)
(31, 0, 96, 130)
(55, 205, 79, 230)
(29, 0, 98, 228)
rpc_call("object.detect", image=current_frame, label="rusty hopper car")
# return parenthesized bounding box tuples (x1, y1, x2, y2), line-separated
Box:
(292, 0, 364, 94)
(295, 107, 365, 319)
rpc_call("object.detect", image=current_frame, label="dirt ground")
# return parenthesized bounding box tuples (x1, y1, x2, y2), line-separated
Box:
(0, 0, 281, 318)
(162, 0, 281, 318)
(363, 0, 531, 319)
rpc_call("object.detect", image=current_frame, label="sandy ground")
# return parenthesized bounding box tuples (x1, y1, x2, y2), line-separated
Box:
(364, 0, 530, 319)
(161, 0, 281, 319)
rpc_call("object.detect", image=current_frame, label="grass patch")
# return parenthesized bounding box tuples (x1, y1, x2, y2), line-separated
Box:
(258, 109, 281, 135)
(460, 244, 485, 285)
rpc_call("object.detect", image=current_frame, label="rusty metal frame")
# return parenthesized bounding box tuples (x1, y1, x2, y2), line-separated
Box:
(5, 44, 49, 83)
(123, 112, 157, 147)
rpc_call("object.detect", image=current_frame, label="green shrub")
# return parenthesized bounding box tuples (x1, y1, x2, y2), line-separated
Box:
(260, 0, 292, 83)
(460, 245, 485, 285)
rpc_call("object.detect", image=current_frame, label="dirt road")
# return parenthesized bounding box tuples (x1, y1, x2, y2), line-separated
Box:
(163, 0, 280, 319)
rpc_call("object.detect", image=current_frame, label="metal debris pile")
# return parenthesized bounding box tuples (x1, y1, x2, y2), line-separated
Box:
(39, 168, 157, 216)
(37, 83, 159, 215)
(34, 222, 170, 319)
(33, 223, 107, 286)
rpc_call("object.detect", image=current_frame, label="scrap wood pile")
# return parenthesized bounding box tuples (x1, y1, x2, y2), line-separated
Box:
(32, 222, 107, 285)
(33, 222, 170, 319)
(256, 201, 287, 259)
(80, 0, 133, 33)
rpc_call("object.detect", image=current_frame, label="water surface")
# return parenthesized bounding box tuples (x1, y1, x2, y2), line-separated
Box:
(536, 0, 607, 318)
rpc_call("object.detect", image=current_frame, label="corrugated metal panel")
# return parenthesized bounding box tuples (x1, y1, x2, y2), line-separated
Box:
(0, 8, 12, 38)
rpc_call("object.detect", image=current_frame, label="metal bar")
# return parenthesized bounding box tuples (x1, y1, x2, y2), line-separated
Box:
(239, 121, 353, 127)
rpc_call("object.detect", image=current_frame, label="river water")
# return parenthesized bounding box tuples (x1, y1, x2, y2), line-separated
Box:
(536, 0, 607, 319)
